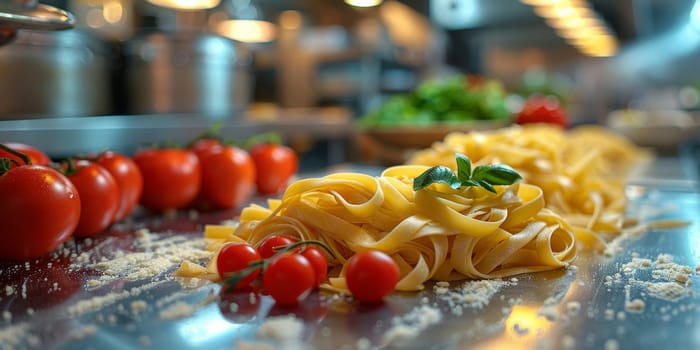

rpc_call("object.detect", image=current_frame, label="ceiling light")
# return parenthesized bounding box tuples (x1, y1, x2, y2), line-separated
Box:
(345, 0, 383, 8)
(216, 19, 276, 43)
(146, 0, 221, 11)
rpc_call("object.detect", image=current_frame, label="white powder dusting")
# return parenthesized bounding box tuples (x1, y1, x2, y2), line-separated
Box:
(384, 305, 443, 344)
(565, 301, 581, 316)
(561, 335, 576, 350)
(159, 301, 196, 320)
(644, 282, 690, 301)
(0, 322, 40, 350)
(436, 279, 513, 315)
(73, 229, 212, 288)
(67, 291, 131, 317)
(538, 297, 560, 321)
(257, 315, 305, 341)
(131, 300, 148, 315)
(68, 325, 98, 340)
(604, 339, 619, 350)
(624, 299, 645, 313)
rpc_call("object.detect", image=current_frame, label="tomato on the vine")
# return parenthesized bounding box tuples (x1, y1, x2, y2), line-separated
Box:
(195, 144, 255, 209)
(514, 95, 568, 128)
(263, 253, 315, 306)
(94, 151, 143, 221)
(257, 235, 296, 259)
(301, 246, 328, 288)
(249, 143, 298, 195)
(0, 156, 81, 260)
(217, 243, 261, 289)
(133, 148, 201, 212)
(345, 250, 400, 303)
(65, 160, 120, 237)
(0, 142, 50, 167)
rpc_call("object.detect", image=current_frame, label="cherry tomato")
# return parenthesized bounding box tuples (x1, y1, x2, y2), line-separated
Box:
(197, 145, 256, 209)
(0, 164, 80, 260)
(257, 235, 296, 259)
(249, 143, 298, 195)
(345, 250, 400, 303)
(94, 151, 143, 221)
(301, 246, 328, 288)
(66, 160, 120, 237)
(0, 142, 50, 167)
(263, 253, 315, 306)
(217, 243, 261, 289)
(133, 148, 201, 212)
(515, 95, 568, 128)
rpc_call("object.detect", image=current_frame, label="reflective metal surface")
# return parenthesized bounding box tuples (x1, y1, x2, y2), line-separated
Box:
(0, 2, 74, 31)
(0, 153, 698, 350)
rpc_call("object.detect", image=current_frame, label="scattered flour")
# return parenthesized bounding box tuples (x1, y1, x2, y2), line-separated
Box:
(257, 315, 305, 342)
(384, 305, 443, 344)
(436, 279, 513, 316)
(68, 324, 98, 340)
(84, 229, 212, 285)
(0, 322, 40, 350)
(538, 297, 560, 321)
(159, 301, 196, 320)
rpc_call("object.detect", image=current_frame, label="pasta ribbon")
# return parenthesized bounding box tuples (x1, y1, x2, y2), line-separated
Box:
(193, 166, 576, 291)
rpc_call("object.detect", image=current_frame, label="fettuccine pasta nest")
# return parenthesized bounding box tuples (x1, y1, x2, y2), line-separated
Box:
(176, 124, 648, 292)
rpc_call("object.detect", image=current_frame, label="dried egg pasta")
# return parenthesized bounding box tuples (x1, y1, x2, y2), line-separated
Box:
(408, 124, 649, 246)
(178, 165, 576, 291)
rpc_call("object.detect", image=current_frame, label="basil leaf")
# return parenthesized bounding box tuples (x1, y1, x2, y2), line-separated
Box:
(462, 179, 480, 187)
(455, 153, 472, 182)
(477, 180, 497, 193)
(473, 164, 522, 185)
(413, 166, 461, 191)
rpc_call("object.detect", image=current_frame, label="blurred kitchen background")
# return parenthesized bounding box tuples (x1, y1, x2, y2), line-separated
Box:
(1, 0, 700, 170)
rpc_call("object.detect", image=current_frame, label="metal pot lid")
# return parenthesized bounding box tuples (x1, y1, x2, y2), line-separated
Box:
(0, 2, 74, 31)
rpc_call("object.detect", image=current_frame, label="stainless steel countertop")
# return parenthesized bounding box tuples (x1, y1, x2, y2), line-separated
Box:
(0, 152, 698, 350)
(0, 108, 354, 158)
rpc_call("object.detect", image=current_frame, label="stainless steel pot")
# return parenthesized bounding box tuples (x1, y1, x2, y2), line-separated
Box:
(123, 31, 252, 117)
(0, 29, 111, 119)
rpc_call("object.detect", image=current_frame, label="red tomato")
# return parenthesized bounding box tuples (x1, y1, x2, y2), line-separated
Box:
(257, 235, 296, 259)
(301, 246, 328, 288)
(66, 160, 120, 237)
(263, 253, 315, 306)
(197, 145, 256, 209)
(249, 143, 298, 195)
(345, 250, 400, 303)
(0, 164, 81, 260)
(133, 148, 201, 212)
(190, 138, 223, 156)
(515, 95, 568, 128)
(94, 151, 143, 221)
(217, 243, 261, 289)
(0, 142, 50, 167)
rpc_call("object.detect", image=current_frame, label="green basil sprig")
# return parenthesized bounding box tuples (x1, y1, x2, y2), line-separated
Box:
(413, 153, 522, 193)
